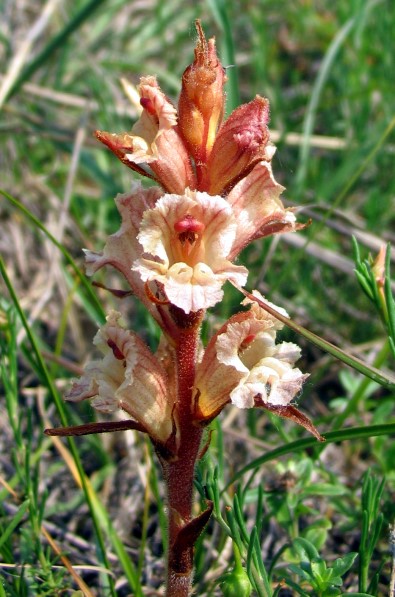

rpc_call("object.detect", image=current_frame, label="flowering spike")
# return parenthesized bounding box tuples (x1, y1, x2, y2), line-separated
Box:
(68, 22, 319, 595)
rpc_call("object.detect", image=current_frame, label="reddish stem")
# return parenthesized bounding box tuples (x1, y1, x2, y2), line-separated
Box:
(162, 312, 204, 596)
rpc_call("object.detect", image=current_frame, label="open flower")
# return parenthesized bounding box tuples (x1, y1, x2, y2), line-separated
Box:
(227, 160, 302, 259)
(83, 182, 164, 323)
(194, 293, 322, 440)
(65, 311, 174, 445)
(96, 76, 196, 194)
(214, 317, 307, 409)
(133, 189, 248, 313)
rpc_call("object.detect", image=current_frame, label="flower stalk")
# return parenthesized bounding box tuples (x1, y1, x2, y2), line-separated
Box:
(162, 310, 205, 595)
(45, 21, 322, 595)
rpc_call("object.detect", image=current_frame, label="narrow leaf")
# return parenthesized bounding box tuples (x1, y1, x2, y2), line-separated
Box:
(0, 189, 105, 324)
(45, 420, 147, 436)
(0, 500, 30, 550)
(227, 423, 395, 487)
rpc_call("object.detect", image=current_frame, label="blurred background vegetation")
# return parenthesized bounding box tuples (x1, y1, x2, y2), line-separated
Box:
(0, 0, 394, 595)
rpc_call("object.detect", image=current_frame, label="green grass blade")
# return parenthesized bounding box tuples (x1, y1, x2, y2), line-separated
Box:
(83, 491, 144, 597)
(227, 423, 395, 487)
(385, 244, 395, 348)
(333, 340, 390, 429)
(304, 112, 395, 241)
(2, 0, 108, 104)
(250, 526, 272, 596)
(0, 259, 142, 595)
(296, 17, 355, 190)
(342, 593, 376, 596)
(0, 188, 105, 325)
(0, 500, 30, 551)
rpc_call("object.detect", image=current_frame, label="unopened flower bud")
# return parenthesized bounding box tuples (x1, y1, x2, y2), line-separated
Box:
(204, 96, 270, 195)
(220, 567, 252, 597)
(371, 245, 386, 288)
(178, 20, 226, 165)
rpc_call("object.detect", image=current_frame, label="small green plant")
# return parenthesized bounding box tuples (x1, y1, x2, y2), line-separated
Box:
(358, 471, 385, 594)
(353, 238, 395, 361)
(287, 537, 357, 596)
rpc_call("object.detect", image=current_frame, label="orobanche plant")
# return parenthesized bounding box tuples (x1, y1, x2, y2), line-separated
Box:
(46, 22, 323, 596)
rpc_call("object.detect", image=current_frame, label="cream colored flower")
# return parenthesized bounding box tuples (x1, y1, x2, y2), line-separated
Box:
(133, 190, 248, 313)
(65, 311, 173, 444)
(216, 318, 307, 408)
(129, 75, 178, 161)
(195, 296, 308, 419)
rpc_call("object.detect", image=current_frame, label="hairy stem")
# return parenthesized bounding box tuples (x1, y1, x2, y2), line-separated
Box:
(162, 312, 204, 596)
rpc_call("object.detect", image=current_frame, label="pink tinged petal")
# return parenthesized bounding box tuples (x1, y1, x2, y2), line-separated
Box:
(194, 305, 308, 420)
(230, 353, 308, 409)
(266, 369, 309, 406)
(216, 321, 261, 373)
(83, 183, 163, 323)
(274, 341, 302, 364)
(133, 191, 248, 313)
(108, 76, 178, 164)
(203, 96, 270, 195)
(65, 364, 100, 402)
(194, 313, 274, 420)
(150, 126, 197, 193)
(249, 209, 303, 245)
(136, 76, 178, 134)
(227, 161, 290, 257)
(65, 311, 173, 444)
(94, 130, 156, 180)
(241, 290, 289, 330)
(96, 76, 195, 193)
(227, 326, 308, 409)
(134, 77, 196, 191)
(229, 384, 259, 409)
(228, 160, 284, 217)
